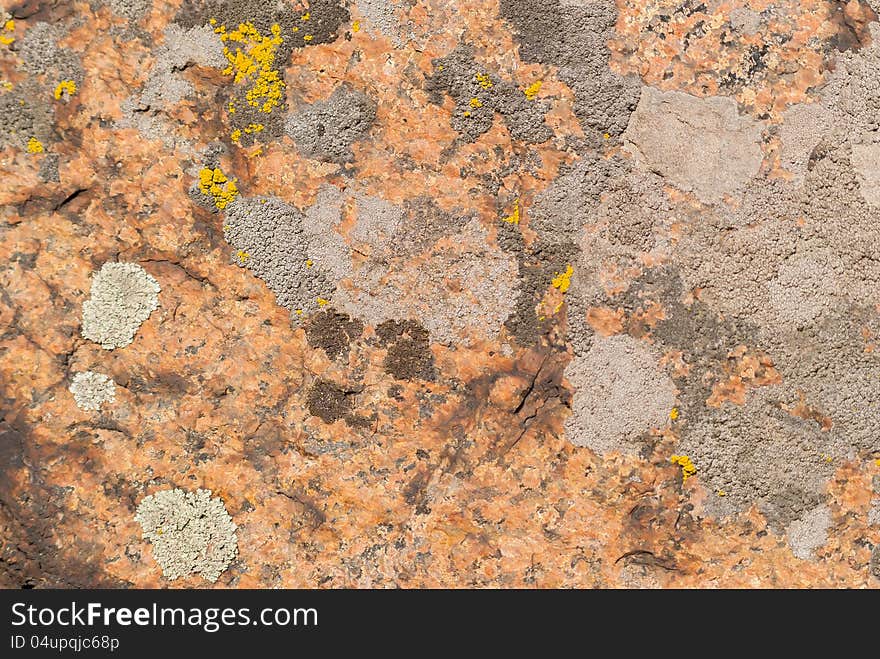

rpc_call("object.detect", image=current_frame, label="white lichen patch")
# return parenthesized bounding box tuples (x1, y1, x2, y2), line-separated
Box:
(68, 371, 116, 411)
(81, 262, 160, 350)
(135, 488, 238, 583)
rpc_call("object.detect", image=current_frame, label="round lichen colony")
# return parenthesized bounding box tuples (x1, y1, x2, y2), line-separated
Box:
(68, 371, 116, 412)
(80, 262, 161, 350)
(134, 488, 238, 583)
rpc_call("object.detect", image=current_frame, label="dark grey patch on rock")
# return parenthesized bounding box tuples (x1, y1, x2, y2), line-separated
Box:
(499, 222, 574, 347)
(174, 0, 350, 145)
(425, 44, 553, 144)
(16, 20, 84, 84)
(286, 84, 377, 163)
(0, 81, 53, 150)
(38, 153, 61, 182)
(499, 0, 640, 145)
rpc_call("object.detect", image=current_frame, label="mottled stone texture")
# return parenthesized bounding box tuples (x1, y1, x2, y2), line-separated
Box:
(1, 0, 880, 589)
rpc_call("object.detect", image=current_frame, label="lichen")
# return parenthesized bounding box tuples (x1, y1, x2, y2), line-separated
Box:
(53, 80, 77, 100)
(69, 371, 116, 411)
(671, 454, 697, 483)
(551, 264, 573, 293)
(216, 21, 285, 115)
(80, 262, 161, 350)
(26, 137, 44, 154)
(524, 80, 542, 100)
(198, 167, 239, 209)
(135, 488, 238, 583)
(0, 17, 14, 46)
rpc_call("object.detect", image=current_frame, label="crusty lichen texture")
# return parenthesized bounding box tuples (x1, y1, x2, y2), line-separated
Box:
(134, 488, 238, 583)
(80, 263, 161, 350)
(68, 371, 116, 412)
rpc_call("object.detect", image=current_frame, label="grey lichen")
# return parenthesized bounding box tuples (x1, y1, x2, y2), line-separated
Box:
(134, 488, 238, 583)
(69, 371, 116, 412)
(223, 195, 336, 315)
(286, 84, 377, 163)
(81, 262, 161, 350)
(425, 45, 553, 144)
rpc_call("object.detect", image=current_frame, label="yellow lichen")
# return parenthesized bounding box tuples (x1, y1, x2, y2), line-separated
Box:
(306, 259, 313, 267)
(316, 297, 329, 307)
(469, 97, 482, 108)
(53, 80, 77, 100)
(301, 12, 310, 20)
(603, 132, 611, 140)
(304, 35, 313, 42)
(230, 128, 242, 143)
(475, 72, 492, 89)
(236, 249, 250, 261)
(523, 80, 542, 101)
(0, 18, 14, 46)
(717, 490, 726, 497)
(198, 167, 239, 210)
(244, 123, 264, 134)
(463, 110, 471, 117)
(26, 137, 44, 154)
(670, 455, 697, 483)
(669, 407, 679, 421)
(217, 21, 285, 114)
(352, 21, 360, 32)
(502, 199, 519, 225)
(551, 265, 573, 293)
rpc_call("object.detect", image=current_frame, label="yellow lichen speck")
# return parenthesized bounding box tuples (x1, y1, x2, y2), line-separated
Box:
(524, 80, 542, 101)
(469, 97, 482, 108)
(551, 265, 574, 293)
(217, 21, 285, 114)
(199, 167, 239, 209)
(669, 407, 679, 421)
(304, 35, 313, 42)
(53, 80, 77, 100)
(352, 21, 360, 33)
(236, 249, 250, 261)
(0, 18, 14, 46)
(475, 72, 492, 89)
(502, 199, 519, 225)
(26, 137, 44, 154)
(231, 128, 242, 143)
(316, 297, 329, 307)
(671, 455, 697, 483)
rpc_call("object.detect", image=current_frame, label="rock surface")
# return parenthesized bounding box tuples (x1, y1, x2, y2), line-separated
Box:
(1, 0, 879, 588)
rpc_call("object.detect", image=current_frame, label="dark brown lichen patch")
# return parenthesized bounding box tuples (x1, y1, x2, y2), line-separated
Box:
(304, 309, 364, 360)
(376, 320, 436, 381)
(306, 379, 353, 423)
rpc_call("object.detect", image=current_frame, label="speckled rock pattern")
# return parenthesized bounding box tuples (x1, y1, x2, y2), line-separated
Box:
(1, 0, 879, 588)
